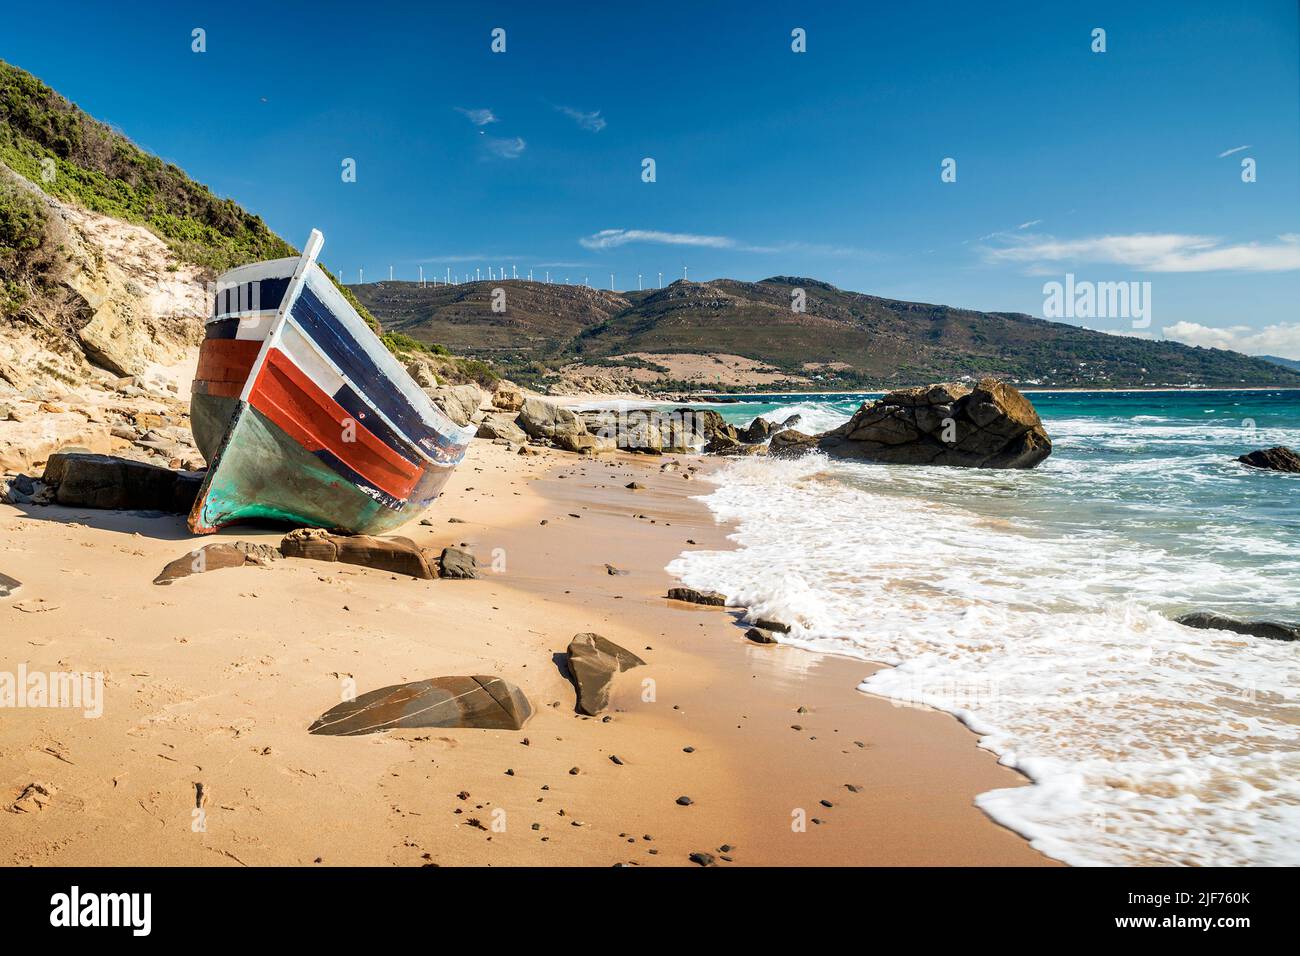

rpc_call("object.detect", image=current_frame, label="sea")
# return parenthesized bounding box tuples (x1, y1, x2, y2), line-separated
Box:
(663, 389, 1300, 866)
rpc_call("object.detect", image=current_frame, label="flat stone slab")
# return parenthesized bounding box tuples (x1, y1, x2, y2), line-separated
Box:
(0, 572, 20, 598)
(280, 528, 437, 579)
(153, 542, 280, 585)
(308, 675, 532, 735)
(567, 632, 645, 716)
(42, 452, 202, 512)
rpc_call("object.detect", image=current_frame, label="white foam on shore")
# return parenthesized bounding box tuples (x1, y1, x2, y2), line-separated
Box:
(669, 451, 1300, 866)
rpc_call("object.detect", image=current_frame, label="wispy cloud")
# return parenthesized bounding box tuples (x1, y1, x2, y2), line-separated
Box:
(578, 228, 873, 258)
(580, 229, 734, 251)
(1162, 321, 1300, 358)
(1217, 144, 1251, 158)
(556, 105, 606, 132)
(1016, 219, 1042, 230)
(412, 253, 528, 264)
(455, 107, 498, 126)
(981, 232, 1300, 272)
(483, 136, 526, 159)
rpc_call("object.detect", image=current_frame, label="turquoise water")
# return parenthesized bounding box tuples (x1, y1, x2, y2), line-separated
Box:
(669, 390, 1300, 865)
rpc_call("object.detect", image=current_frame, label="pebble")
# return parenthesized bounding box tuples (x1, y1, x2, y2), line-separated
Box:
(675, 795, 693, 806)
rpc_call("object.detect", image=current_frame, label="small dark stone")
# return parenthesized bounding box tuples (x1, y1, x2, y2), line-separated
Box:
(689, 851, 716, 867)
(675, 795, 693, 806)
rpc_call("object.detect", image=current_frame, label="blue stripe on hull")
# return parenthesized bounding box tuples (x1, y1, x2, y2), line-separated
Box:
(212, 277, 291, 319)
(331, 382, 423, 468)
(289, 284, 467, 463)
(311, 448, 406, 511)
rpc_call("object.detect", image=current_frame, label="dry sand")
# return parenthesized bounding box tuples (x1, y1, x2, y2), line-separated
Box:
(0, 440, 1053, 866)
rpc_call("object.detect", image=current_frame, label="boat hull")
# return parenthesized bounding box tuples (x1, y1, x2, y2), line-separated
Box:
(187, 234, 473, 535)
(191, 401, 457, 535)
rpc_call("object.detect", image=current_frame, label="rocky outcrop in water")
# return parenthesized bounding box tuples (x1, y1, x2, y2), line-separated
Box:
(1175, 611, 1298, 642)
(811, 379, 1051, 468)
(1236, 446, 1300, 474)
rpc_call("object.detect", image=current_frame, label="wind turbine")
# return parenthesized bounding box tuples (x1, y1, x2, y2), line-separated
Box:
(610, 273, 615, 290)
(476, 267, 481, 281)
(658, 271, 662, 288)
(359, 267, 364, 284)
(389, 265, 393, 281)
(545, 270, 550, 284)
(419, 266, 424, 287)
(638, 273, 643, 291)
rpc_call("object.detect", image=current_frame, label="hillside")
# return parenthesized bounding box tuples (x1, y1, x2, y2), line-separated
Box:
(1260, 354, 1300, 372)
(0, 59, 502, 394)
(351, 276, 1300, 390)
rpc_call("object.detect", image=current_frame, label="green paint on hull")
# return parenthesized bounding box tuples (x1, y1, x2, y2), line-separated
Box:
(190, 392, 238, 465)
(190, 403, 446, 535)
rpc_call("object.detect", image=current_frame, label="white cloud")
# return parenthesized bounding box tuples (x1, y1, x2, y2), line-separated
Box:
(557, 105, 606, 131)
(578, 229, 873, 258)
(1016, 219, 1042, 229)
(1217, 144, 1251, 158)
(483, 136, 526, 159)
(982, 232, 1300, 272)
(1161, 321, 1300, 359)
(580, 229, 737, 251)
(455, 107, 498, 126)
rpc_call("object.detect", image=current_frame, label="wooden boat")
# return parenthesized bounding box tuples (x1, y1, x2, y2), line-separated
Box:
(188, 230, 474, 535)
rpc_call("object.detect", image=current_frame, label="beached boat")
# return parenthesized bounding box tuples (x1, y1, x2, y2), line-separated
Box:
(188, 230, 474, 535)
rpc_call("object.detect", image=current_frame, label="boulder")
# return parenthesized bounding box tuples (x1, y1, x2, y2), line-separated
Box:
(1236, 446, 1300, 474)
(738, 416, 777, 443)
(768, 429, 820, 458)
(1175, 611, 1298, 642)
(279, 528, 437, 579)
(554, 432, 610, 454)
(492, 380, 524, 411)
(41, 452, 202, 512)
(438, 546, 477, 579)
(566, 632, 646, 716)
(476, 412, 528, 444)
(667, 586, 727, 606)
(404, 358, 438, 388)
(153, 541, 280, 585)
(425, 383, 483, 428)
(309, 675, 532, 734)
(0, 571, 20, 598)
(518, 397, 588, 443)
(816, 378, 1051, 468)
(745, 627, 779, 645)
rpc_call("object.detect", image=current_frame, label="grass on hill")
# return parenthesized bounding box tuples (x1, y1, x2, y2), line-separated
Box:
(0, 59, 395, 343)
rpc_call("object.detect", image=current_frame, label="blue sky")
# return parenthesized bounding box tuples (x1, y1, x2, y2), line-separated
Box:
(4, 0, 1299, 356)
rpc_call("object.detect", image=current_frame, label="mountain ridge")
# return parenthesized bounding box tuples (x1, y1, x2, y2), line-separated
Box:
(350, 276, 1300, 391)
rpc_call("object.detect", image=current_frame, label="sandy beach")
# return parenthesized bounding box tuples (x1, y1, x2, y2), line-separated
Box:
(0, 438, 1051, 867)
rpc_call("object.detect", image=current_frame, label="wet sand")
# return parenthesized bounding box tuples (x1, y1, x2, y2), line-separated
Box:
(0, 441, 1053, 866)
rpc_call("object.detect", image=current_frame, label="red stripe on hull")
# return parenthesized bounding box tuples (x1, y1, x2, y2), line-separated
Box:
(248, 348, 422, 501)
(196, 337, 260, 389)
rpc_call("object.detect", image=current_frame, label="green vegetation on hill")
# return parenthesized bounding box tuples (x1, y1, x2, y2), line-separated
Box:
(0, 59, 423, 351)
(0, 59, 292, 273)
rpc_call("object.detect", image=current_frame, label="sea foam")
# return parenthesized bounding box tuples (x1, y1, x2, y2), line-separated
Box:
(669, 405, 1300, 866)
